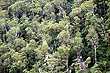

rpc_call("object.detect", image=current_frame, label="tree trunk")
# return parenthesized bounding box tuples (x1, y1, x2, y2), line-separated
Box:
(3, 34, 5, 42)
(94, 45, 97, 62)
(54, 40, 56, 49)
(103, 0, 105, 16)
(66, 25, 69, 71)
(66, 54, 68, 71)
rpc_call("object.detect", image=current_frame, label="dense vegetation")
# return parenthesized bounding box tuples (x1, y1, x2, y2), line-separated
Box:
(0, 0, 110, 73)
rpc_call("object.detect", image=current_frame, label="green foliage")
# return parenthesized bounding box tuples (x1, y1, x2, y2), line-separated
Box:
(43, 2, 55, 20)
(87, 26, 99, 46)
(71, 57, 91, 70)
(0, 0, 109, 73)
(90, 63, 102, 73)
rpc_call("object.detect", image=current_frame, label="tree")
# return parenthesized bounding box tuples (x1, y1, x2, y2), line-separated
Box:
(71, 57, 91, 72)
(43, 2, 56, 20)
(86, 26, 99, 63)
(70, 31, 84, 62)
